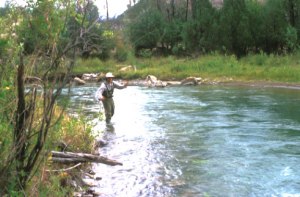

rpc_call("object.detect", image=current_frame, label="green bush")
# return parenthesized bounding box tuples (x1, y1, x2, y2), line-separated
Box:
(285, 26, 298, 52)
(138, 49, 152, 58)
(115, 46, 128, 62)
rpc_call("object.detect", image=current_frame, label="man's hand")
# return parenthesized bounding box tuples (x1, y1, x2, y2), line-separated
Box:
(123, 80, 129, 87)
(99, 96, 106, 101)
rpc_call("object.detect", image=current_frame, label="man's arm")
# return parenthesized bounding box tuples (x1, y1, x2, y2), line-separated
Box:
(95, 83, 106, 101)
(113, 81, 128, 89)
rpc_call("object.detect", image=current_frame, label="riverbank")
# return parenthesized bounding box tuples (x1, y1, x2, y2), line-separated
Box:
(71, 70, 300, 90)
(74, 53, 300, 86)
(108, 77, 300, 90)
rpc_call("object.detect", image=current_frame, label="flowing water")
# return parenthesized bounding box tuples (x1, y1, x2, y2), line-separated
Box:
(63, 83, 300, 197)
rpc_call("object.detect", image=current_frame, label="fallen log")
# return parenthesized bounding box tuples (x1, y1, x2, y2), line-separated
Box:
(51, 151, 122, 166)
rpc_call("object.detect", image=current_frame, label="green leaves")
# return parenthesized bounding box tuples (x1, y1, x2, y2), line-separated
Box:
(129, 9, 164, 54)
(126, 0, 300, 57)
(285, 25, 298, 52)
(18, 0, 66, 54)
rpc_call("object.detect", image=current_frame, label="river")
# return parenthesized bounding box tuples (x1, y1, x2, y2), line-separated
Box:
(63, 83, 300, 197)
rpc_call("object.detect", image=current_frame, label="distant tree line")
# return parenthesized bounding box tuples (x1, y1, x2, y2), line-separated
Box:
(1, 0, 300, 61)
(127, 0, 300, 57)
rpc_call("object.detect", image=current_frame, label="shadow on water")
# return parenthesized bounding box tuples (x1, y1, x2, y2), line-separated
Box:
(62, 84, 300, 197)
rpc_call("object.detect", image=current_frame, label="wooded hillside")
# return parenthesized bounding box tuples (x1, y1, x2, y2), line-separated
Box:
(123, 0, 300, 57)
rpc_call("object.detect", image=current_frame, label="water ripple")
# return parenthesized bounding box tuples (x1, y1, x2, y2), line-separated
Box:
(64, 85, 300, 197)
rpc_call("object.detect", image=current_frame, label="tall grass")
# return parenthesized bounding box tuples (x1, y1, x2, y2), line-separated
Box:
(0, 96, 95, 195)
(75, 50, 300, 83)
(74, 58, 115, 74)
(239, 51, 300, 82)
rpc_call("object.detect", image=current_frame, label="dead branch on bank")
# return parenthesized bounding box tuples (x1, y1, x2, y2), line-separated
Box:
(46, 163, 82, 172)
(51, 151, 122, 166)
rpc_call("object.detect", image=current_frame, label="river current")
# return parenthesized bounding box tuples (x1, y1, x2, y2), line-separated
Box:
(63, 83, 300, 197)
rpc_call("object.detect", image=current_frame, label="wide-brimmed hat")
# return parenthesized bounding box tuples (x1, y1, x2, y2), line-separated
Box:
(105, 72, 114, 78)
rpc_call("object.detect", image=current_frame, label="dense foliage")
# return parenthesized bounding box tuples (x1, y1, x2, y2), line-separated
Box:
(0, 0, 98, 194)
(126, 0, 300, 57)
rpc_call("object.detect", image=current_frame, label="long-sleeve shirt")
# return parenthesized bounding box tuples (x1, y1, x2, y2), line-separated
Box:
(95, 81, 126, 101)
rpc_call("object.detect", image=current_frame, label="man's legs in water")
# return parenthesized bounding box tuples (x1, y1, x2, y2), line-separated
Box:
(102, 98, 114, 124)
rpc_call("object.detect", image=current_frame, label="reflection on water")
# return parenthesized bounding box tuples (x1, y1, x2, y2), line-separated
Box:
(62, 84, 300, 197)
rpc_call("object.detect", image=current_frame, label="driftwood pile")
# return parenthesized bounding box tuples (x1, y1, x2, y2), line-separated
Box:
(47, 150, 122, 196)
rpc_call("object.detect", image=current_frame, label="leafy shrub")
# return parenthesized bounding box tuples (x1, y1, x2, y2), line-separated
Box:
(115, 46, 128, 62)
(138, 49, 152, 58)
(285, 26, 298, 52)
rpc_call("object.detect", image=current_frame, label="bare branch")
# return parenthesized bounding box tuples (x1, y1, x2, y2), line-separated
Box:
(46, 163, 82, 172)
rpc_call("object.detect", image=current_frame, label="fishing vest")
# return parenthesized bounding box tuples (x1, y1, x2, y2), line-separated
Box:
(102, 82, 114, 98)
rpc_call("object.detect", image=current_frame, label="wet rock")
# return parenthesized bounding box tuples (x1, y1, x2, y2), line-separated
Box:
(82, 194, 93, 197)
(82, 73, 100, 81)
(94, 139, 108, 148)
(74, 77, 86, 85)
(73, 192, 82, 197)
(92, 191, 103, 196)
(87, 169, 96, 175)
(95, 176, 102, 181)
(82, 178, 97, 187)
(119, 65, 136, 72)
(84, 172, 94, 179)
(145, 75, 167, 87)
(166, 81, 181, 86)
(86, 188, 95, 194)
(181, 77, 202, 85)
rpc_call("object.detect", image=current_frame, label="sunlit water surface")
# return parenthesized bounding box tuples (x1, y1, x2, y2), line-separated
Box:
(62, 83, 300, 197)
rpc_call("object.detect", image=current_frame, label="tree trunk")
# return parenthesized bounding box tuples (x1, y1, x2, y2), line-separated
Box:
(171, 0, 175, 18)
(288, 0, 296, 27)
(156, 0, 161, 11)
(186, 0, 189, 21)
(15, 52, 28, 188)
(106, 0, 109, 20)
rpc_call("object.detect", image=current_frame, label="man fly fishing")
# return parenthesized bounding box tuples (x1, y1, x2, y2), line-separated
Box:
(95, 72, 128, 124)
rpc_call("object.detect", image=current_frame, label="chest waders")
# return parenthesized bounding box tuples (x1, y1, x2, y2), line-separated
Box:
(102, 82, 114, 124)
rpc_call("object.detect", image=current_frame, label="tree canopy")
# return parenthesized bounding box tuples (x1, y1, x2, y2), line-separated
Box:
(126, 0, 300, 57)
